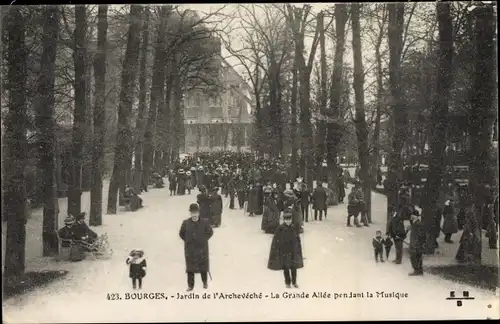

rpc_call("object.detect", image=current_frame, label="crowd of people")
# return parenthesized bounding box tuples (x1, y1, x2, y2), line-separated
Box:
(55, 150, 498, 285)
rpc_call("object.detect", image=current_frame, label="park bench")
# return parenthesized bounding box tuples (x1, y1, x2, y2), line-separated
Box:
(120, 193, 133, 211)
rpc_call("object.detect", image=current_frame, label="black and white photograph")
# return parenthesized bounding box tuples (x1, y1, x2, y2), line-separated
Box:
(1, 2, 499, 322)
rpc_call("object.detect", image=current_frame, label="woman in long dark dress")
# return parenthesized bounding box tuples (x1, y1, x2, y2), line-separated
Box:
(261, 187, 280, 234)
(267, 208, 304, 288)
(197, 186, 212, 223)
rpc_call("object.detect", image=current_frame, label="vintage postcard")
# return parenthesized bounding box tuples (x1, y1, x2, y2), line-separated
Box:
(2, 2, 499, 322)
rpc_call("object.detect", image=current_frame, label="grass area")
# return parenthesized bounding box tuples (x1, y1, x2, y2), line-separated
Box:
(3, 270, 69, 300)
(425, 265, 499, 292)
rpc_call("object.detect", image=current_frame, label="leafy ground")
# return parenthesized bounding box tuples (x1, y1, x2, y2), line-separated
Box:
(425, 265, 499, 292)
(3, 270, 69, 300)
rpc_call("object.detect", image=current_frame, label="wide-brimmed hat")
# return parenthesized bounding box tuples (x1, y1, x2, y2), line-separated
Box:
(72, 212, 86, 220)
(64, 216, 76, 225)
(186, 171, 192, 176)
(130, 249, 144, 257)
(178, 169, 185, 174)
(283, 208, 293, 219)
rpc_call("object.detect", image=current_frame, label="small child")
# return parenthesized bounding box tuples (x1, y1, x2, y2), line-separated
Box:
(372, 230, 384, 262)
(382, 234, 393, 260)
(126, 249, 147, 289)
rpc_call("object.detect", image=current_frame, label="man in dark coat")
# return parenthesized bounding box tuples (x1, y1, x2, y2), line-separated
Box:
(376, 166, 383, 186)
(298, 183, 311, 223)
(388, 207, 407, 264)
(408, 213, 426, 276)
(197, 186, 211, 223)
(312, 181, 327, 221)
(227, 175, 236, 209)
(337, 173, 346, 203)
(236, 175, 247, 209)
(168, 171, 177, 196)
(267, 209, 304, 288)
(179, 203, 214, 291)
(210, 187, 223, 227)
(72, 212, 98, 244)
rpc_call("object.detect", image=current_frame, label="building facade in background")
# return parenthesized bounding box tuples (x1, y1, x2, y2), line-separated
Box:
(182, 56, 254, 153)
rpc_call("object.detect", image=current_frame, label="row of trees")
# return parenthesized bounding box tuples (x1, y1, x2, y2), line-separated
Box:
(223, 3, 496, 261)
(2, 4, 228, 279)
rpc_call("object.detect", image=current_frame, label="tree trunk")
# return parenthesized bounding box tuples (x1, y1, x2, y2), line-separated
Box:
(372, 5, 386, 183)
(156, 60, 171, 173)
(107, 5, 143, 214)
(351, 4, 372, 223)
(4, 6, 28, 278)
(90, 5, 108, 226)
(290, 54, 298, 181)
(316, 11, 327, 181)
(386, 3, 406, 233)
(171, 66, 182, 162)
(132, 7, 149, 193)
(326, 4, 348, 203)
(142, 8, 168, 189)
(287, 5, 320, 188)
(68, 5, 88, 217)
(35, 6, 60, 255)
(421, 2, 453, 254)
(467, 4, 496, 264)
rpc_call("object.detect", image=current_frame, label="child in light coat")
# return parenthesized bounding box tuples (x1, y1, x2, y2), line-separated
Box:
(126, 249, 147, 289)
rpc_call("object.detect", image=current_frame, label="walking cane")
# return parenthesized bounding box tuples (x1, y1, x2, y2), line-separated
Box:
(209, 271, 213, 281)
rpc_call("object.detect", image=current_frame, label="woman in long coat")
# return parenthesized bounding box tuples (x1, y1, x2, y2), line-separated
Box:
(197, 186, 212, 223)
(261, 189, 280, 234)
(456, 201, 482, 264)
(177, 170, 186, 195)
(284, 189, 303, 233)
(256, 182, 264, 215)
(210, 188, 223, 227)
(267, 210, 304, 288)
(441, 186, 459, 243)
(247, 184, 259, 216)
(185, 171, 193, 195)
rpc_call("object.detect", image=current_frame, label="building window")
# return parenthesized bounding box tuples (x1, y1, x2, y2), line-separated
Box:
(210, 105, 223, 118)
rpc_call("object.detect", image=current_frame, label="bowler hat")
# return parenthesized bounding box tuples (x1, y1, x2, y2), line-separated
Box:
(189, 203, 200, 212)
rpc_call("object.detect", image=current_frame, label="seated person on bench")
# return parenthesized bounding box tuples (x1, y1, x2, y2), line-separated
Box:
(58, 215, 86, 261)
(152, 172, 164, 188)
(72, 212, 98, 246)
(58, 215, 78, 246)
(124, 186, 143, 211)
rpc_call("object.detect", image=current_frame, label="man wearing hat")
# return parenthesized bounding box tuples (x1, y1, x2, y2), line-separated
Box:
(179, 203, 214, 291)
(312, 181, 328, 221)
(209, 187, 223, 227)
(267, 208, 304, 288)
(168, 169, 177, 196)
(72, 212, 98, 245)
